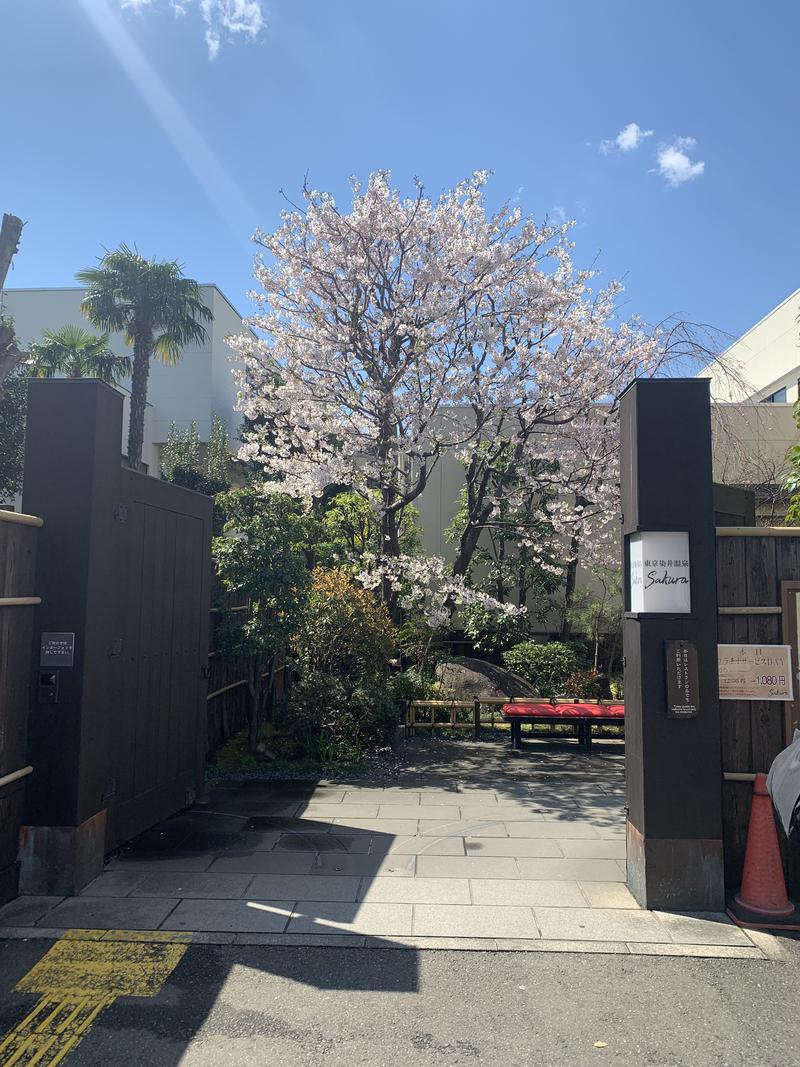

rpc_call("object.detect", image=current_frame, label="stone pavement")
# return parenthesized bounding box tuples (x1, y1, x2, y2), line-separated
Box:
(0, 740, 773, 957)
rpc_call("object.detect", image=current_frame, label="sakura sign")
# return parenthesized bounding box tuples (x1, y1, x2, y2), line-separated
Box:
(629, 531, 691, 614)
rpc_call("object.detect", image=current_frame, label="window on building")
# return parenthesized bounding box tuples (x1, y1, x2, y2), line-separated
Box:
(761, 387, 788, 403)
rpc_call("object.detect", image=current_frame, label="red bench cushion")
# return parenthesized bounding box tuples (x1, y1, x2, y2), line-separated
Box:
(501, 702, 624, 720)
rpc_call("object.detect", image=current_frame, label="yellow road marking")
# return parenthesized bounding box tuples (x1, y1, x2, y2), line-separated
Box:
(0, 930, 189, 1066)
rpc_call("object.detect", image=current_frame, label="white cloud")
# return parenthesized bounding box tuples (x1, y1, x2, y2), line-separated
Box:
(118, 0, 265, 58)
(600, 122, 653, 155)
(655, 136, 705, 187)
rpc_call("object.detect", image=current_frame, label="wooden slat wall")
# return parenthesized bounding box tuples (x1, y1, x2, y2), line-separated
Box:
(0, 517, 40, 902)
(717, 533, 800, 895)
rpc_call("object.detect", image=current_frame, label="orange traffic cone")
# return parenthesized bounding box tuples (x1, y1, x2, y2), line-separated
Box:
(727, 774, 800, 930)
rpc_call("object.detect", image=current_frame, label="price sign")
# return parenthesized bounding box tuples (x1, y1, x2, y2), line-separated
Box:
(718, 644, 793, 701)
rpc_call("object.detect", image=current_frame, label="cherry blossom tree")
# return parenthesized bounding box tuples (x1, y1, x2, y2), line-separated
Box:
(233, 172, 703, 623)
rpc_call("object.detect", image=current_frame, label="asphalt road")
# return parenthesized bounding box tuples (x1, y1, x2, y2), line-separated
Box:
(2, 936, 799, 1066)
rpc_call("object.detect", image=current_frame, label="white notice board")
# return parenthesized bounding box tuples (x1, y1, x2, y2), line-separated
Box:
(717, 644, 794, 701)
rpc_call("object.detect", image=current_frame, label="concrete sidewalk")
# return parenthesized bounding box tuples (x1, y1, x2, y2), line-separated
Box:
(0, 741, 773, 958)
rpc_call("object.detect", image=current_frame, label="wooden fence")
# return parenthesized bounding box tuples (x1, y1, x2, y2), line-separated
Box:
(716, 527, 800, 895)
(0, 510, 41, 903)
(205, 595, 287, 755)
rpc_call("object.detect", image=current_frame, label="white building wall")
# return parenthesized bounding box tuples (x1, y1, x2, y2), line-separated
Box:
(699, 286, 800, 403)
(1, 285, 246, 475)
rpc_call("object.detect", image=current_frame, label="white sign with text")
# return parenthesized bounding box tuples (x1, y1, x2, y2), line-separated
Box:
(629, 531, 691, 614)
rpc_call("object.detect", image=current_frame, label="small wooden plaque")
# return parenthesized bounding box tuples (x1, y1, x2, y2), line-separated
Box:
(665, 639, 699, 718)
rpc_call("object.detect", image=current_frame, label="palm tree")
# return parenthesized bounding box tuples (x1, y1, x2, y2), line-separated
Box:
(27, 325, 132, 384)
(77, 246, 213, 470)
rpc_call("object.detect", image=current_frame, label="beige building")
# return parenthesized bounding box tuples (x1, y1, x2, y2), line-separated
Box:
(2, 285, 246, 477)
(700, 286, 800, 405)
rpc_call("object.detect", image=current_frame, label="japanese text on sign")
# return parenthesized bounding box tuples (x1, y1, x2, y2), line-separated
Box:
(718, 644, 794, 701)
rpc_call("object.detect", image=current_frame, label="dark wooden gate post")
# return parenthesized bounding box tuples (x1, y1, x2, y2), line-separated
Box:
(621, 378, 724, 910)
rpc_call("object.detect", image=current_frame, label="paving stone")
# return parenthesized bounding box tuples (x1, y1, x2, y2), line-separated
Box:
(418, 792, 461, 803)
(299, 804, 379, 819)
(130, 872, 253, 899)
(464, 838, 562, 858)
(343, 791, 420, 804)
(44, 896, 180, 930)
(379, 837, 465, 857)
(628, 942, 764, 959)
(221, 831, 283, 851)
(427, 820, 508, 838)
(413, 904, 539, 939)
(125, 823, 193, 851)
(107, 852, 215, 872)
(578, 882, 639, 909)
(557, 839, 627, 860)
(208, 853, 315, 875)
(331, 819, 419, 836)
(534, 907, 666, 942)
(470, 879, 586, 908)
(243, 817, 333, 835)
(459, 807, 542, 823)
(246, 875, 360, 902)
(594, 825, 627, 840)
(275, 832, 372, 854)
(176, 831, 257, 853)
(309, 854, 416, 877)
(516, 857, 625, 882)
(162, 898, 294, 933)
(0, 895, 63, 926)
(653, 911, 754, 946)
(358, 877, 471, 904)
(286, 902, 413, 936)
(378, 805, 460, 820)
(416, 856, 520, 879)
(80, 872, 147, 897)
(506, 822, 601, 839)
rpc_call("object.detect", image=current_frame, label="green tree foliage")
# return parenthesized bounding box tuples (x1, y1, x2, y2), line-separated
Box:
(460, 604, 531, 656)
(78, 246, 212, 470)
(502, 640, 587, 697)
(446, 446, 563, 616)
(0, 360, 26, 501)
(311, 489, 420, 568)
(213, 488, 311, 753)
(26, 325, 131, 384)
(287, 567, 398, 757)
(562, 566, 623, 673)
(161, 414, 231, 495)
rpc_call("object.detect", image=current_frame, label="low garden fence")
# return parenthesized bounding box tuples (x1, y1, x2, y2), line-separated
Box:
(405, 697, 625, 743)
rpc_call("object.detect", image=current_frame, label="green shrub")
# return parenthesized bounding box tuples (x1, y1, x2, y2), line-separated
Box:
(386, 667, 435, 703)
(562, 668, 603, 699)
(282, 668, 397, 761)
(502, 640, 586, 697)
(460, 605, 531, 655)
(295, 567, 396, 676)
(286, 568, 398, 760)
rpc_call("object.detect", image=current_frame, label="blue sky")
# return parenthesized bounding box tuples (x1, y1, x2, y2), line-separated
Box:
(3, 0, 798, 341)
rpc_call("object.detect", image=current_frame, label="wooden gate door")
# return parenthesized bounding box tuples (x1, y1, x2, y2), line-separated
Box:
(108, 471, 211, 851)
(716, 527, 800, 895)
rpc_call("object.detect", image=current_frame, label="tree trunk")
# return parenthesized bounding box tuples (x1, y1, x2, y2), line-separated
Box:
(559, 523, 582, 639)
(127, 333, 152, 470)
